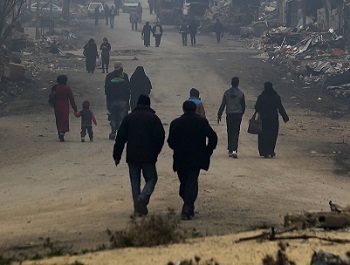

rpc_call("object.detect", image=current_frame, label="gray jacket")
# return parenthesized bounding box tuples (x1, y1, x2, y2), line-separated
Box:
(217, 86, 246, 118)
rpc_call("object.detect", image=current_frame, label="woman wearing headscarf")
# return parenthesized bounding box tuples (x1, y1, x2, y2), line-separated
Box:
(142, 22, 152, 47)
(100, 37, 111, 73)
(83, 38, 99, 73)
(254, 82, 289, 158)
(129, 66, 152, 110)
(49, 75, 78, 142)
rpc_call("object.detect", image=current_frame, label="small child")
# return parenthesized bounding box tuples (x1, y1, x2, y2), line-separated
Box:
(75, 100, 97, 142)
(187, 88, 206, 118)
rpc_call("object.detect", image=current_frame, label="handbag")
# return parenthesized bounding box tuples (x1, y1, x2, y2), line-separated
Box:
(248, 111, 262, 134)
(48, 85, 57, 107)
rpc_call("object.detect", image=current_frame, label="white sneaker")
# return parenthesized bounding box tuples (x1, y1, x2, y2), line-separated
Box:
(232, 151, 238, 158)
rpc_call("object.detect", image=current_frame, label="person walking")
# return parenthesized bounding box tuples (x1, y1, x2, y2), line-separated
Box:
(217, 77, 246, 158)
(84, 38, 99, 73)
(130, 66, 152, 110)
(179, 21, 188, 46)
(105, 62, 129, 121)
(49, 75, 78, 142)
(152, 21, 163, 47)
(148, 0, 154, 14)
(114, 0, 121, 15)
(100, 37, 111, 73)
(104, 4, 110, 26)
(142, 22, 152, 47)
(187, 88, 205, 118)
(94, 5, 100, 26)
(106, 67, 130, 140)
(137, 3, 143, 23)
(188, 19, 198, 46)
(129, 11, 139, 31)
(75, 100, 97, 142)
(254, 82, 289, 158)
(113, 95, 165, 216)
(168, 101, 217, 220)
(109, 5, 116, 29)
(213, 18, 224, 43)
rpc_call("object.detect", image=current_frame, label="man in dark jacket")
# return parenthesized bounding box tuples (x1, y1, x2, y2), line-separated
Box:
(105, 62, 129, 120)
(106, 67, 130, 140)
(113, 95, 165, 216)
(168, 101, 217, 220)
(188, 19, 198, 46)
(213, 18, 224, 43)
(217, 77, 246, 158)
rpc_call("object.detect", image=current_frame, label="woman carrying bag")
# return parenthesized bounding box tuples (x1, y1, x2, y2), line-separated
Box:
(254, 82, 289, 158)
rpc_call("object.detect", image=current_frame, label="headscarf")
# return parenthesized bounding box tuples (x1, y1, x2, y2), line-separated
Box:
(262, 81, 277, 95)
(57, 75, 68, 85)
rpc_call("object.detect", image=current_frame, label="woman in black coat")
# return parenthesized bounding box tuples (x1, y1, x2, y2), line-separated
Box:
(129, 66, 152, 110)
(254, 82, 289, 158)
(142, 22, 152, 47)
(84, 38, 99, 73)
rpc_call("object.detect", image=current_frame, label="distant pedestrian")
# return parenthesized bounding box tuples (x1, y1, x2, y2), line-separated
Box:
(130, 66, 152, 110)
(84, 38, 99, 73)
(94, 5, 100, 26)
(114, 0, 121, 15)
(152, 21, 163, 47)
(110, 6, 116, 28)
(142, 22, 152, 47)
(148, 0, 154, 14)
(106, 67, 130, 140)
(104, 4, 110, 26)
(188, 19, 198, 46)
(137, 3, 143, 23)
(49, 75, 78, 142)
(168, 101, 217, 220)
(217, 77, 246, 158)
(129, 11, 138, 31)
(187, 88, 205, 118)
(100, 37, 111, 73)
(113, 95, 165, 217)
(213, 18, 224, 43)
(75, 100, 97, 142)
(179, 21, 188, 46)
(254, 82, 289, 158)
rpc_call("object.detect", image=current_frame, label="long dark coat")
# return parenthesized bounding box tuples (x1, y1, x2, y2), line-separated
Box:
(100, 42, 111, 65)
(113, 106, 165, 163)
(84, 42, 98, 72)
(254, 89, 289, 157)
(142, 24, 152, 46)
(168, 113, 217, 171)
(50, 84, 77, 134)
(129, 67, 152, 110)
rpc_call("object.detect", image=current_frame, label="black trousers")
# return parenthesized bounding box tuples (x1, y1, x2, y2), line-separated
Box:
(177, 168, 200, 216)
(181, 33, 187, 46)
(81, 126, 93, 139)
(226, 113, 242, 152)
(190, 33, 196, 46)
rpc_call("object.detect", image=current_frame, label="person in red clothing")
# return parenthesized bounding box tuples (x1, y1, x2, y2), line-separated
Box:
(49, 75, 78, 142)
(75, 100, 97, 142)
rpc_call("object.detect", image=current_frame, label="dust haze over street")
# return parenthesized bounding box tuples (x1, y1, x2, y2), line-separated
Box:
(1, 0, 350, 257)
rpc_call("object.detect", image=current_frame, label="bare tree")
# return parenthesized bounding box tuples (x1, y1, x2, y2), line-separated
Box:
(0, 0, 28, 46)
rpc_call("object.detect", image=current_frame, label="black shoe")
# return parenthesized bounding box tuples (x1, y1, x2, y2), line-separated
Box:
(81, 137, 85, 142)
(108, 133, 115, 140)
(59, 133, 65, 142)
(90, 137, 93, 142)
(136, 197, 148, 216)
(181, 213, 192, 221)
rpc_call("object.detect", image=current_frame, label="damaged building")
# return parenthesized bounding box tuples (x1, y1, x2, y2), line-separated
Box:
(278, 0, 350, 35)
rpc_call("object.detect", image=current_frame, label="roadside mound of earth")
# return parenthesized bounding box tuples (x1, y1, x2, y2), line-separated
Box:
(19, 230, 350, 265)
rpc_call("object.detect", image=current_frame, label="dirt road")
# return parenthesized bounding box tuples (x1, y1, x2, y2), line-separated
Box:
(1, 2, 350, 258)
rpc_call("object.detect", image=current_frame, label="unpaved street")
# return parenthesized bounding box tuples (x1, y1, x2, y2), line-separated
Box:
(1, 2, 350, 257)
